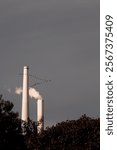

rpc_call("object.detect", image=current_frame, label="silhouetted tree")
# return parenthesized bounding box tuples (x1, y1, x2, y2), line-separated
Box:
(0, 95, 100, 150)
(33, 114, 100, 150)
(22, 118, 38, 150)
(0, 95, 26, 150)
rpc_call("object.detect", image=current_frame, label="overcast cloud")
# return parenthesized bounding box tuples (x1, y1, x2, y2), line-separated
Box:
(0, 0, 99, 126)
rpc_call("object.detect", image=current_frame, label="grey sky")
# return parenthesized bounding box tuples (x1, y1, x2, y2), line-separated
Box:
(0, 0, 99, 126)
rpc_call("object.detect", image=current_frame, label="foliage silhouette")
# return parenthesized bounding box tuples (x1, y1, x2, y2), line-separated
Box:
(0, 95, 100, 150)
(33, 114, 100, 150)
(0, 95, 26, 150)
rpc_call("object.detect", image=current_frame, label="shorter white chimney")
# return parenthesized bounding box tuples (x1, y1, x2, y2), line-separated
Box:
(37, 97, 44, 132)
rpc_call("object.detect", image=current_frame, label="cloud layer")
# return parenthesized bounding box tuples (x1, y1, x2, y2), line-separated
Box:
(0, 0, 99, 126)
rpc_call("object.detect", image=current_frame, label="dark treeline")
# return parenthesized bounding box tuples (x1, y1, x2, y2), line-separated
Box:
(0, 95, 100, 150)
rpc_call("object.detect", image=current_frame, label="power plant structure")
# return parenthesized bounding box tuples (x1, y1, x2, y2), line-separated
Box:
(21, 66, 44, 132)
(21, 66, 29, 122)
(37, 98, 44, 132)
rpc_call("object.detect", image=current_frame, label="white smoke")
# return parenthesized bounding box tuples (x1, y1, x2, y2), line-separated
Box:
(29, 87, 42, 99)
(7, 88, 11, 93)
(15, 87, 42, 100)
(15, 87, 22, 94)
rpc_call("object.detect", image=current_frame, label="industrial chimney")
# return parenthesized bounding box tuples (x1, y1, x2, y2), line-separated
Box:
(21, 66, 29, 122)
(37, 97, 44, 132)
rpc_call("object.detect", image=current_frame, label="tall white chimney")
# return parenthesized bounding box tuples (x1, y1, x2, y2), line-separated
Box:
(21, 66, 29, 122)
(37, 97, 44, 132)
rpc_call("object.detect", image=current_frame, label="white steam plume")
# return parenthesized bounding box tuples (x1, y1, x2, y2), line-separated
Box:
(7, 88, 11, 93)
(15, 87, 22, 94)
(29, 87, 42, 99)
(15, 87, 42, 100)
